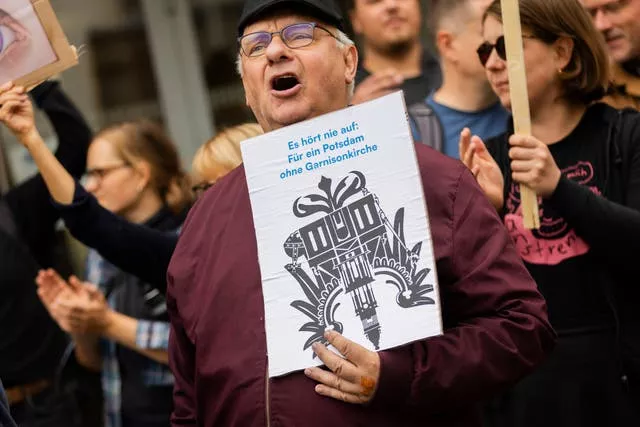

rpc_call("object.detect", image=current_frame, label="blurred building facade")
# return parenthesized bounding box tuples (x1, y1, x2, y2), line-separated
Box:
(1, 0, 254, 185)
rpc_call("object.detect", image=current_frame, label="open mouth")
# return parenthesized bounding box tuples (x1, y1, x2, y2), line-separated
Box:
(271, 75, 300, 92)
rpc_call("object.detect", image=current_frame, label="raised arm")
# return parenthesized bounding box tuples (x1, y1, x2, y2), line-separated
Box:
(371, 167, 555, 411)
(1, 81, 91, 264)
(0, 82, 176, 291)
(0, 83, 77, 206)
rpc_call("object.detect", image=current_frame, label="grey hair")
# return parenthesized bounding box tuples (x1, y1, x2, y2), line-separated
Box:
(236, 28, 356, 98)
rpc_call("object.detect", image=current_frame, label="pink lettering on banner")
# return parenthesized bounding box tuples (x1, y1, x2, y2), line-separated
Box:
(503, 160, 600, 265)
(505, 213, 589, 265)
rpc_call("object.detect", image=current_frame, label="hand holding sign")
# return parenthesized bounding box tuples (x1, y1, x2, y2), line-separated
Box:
(304, 329, 381, 404)
(508, 134, 561, 198)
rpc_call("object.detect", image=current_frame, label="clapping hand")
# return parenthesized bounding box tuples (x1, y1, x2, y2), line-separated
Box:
(36, 269, 110, 336)
(459, 128, 505, 211)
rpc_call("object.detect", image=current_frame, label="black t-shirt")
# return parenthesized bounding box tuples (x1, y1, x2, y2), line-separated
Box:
(488, 104, 616, 333)
(355, 49, 442, 106)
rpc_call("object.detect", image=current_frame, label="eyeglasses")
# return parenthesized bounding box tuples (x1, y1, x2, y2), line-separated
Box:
(81, 164, 130, 186)
(191, 181, 214, 198)
(476, 35, 537, 67)
(238, 22, 337, 57)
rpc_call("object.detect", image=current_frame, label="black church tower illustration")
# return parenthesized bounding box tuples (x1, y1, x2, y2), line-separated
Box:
(296, 192, 383, 348)
(284, 171, 436, 356)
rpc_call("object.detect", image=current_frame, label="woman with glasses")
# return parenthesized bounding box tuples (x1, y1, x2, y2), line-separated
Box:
(0, 83, 192, 427)
(460, 0, 640, 425)
(0, 81, 262, 297)
(0, 79, 95, 426)
(44, 122, 263, 291)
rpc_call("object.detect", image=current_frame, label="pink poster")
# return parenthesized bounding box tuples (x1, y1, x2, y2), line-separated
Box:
(0, 0, 58, 85)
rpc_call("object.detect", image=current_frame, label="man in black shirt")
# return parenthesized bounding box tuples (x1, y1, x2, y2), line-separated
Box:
(0, 81, 93, 426)
(344, 0, 442, 105)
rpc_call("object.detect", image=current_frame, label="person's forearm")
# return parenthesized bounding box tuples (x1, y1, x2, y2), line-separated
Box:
(102, 310, 169, 365)
(547, 177, 640, 264)
(21, 130, 75, 204)
(56, 189, 177, 292)
(73, 334, 102, 372)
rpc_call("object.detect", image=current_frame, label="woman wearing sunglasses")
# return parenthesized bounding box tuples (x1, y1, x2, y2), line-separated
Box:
(460, 0, 640, 425)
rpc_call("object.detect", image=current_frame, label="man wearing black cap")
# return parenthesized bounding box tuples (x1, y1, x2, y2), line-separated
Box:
(235, 0, 357, 131)
(165, 0, 555, 426)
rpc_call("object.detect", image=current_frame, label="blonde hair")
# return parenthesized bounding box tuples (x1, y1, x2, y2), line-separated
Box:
(192, 123, 263, 183)
(94, 120, 193, 214)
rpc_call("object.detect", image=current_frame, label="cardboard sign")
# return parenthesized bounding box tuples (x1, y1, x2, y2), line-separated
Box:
(241, 92, 443, 377)
(0, 0, 77, 89)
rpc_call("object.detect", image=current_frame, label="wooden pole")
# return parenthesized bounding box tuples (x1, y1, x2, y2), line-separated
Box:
(500, 0, 540, 229)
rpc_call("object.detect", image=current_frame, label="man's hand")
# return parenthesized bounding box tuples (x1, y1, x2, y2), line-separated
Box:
(304, 330, 380, 404)
(350, 69, 403, 105)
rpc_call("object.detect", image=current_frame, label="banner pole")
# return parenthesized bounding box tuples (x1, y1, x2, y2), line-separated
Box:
(500, 0, 540, 229)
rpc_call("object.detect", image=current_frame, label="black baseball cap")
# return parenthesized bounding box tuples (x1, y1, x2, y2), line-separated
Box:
(237, 0, 345, 37)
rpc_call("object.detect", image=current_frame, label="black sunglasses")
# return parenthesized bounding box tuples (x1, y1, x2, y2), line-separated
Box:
(476, 35, 536, 67)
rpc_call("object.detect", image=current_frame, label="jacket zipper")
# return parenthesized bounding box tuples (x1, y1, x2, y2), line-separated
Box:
(265, 359, 271, 427)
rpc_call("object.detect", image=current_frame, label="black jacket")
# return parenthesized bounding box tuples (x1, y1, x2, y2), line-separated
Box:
(0, 81, 92, 387)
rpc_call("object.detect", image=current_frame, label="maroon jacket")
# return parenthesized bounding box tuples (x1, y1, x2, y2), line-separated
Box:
(166, 144, 555, 426)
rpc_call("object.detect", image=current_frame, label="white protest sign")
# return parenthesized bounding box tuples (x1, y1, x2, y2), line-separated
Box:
(241, 91, 442, 377)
